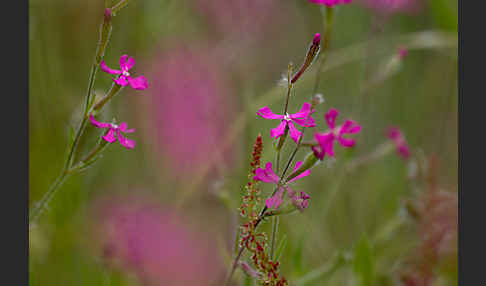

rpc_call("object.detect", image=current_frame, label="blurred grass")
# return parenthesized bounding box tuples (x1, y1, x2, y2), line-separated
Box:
(30, 0, 457, 285)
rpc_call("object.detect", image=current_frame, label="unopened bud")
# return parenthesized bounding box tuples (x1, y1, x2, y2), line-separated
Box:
(290, 33, 321, 84)
(285, 152, 319, 182)
(104, 8, 112, 23)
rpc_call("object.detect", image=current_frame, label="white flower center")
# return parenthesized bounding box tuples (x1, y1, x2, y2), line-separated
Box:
(284, 113, 291, 121)
(111, 123, 119, 129)
(122, 70, 130, 77)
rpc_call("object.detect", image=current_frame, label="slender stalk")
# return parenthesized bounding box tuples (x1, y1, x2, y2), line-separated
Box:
(92, 83, 123, 112)
(29, 10, 114, 227)
(224, 246, 246, 286)
(29, 172, 70, 228)
(270, 216, 279, 259)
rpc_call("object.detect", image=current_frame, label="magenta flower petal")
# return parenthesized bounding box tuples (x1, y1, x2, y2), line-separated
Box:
(340, 120, 361, 134)
(315, 132, 336, 157)
(287, 161, 311, 183)
(287, 121, 302, 143)
(118, 122, 135, 133)
(117, 130, 136, 149)
(119, 55, 135, 71)
(338, 137, 355, 147)
(90, 114, 112, 128)
(127, 75, 148, 90)
(270, 120, 288, 139)
(113, 76, 129, 86)
(102, 128, 117, 143)
(253, 162, 280, 183)
(100, 61, 122, 75)
(265, 187, 285, 210)
(257, 106, 285, 120)
(290, 102, 312, 119)
(311, 145, 325, 160)
(308, 0, 353, 6)
(290, 102, 316, 127)
(325, 108, 339, 130)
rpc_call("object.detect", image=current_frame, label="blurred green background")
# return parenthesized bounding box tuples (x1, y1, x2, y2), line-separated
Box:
(29, 0, 457, 285)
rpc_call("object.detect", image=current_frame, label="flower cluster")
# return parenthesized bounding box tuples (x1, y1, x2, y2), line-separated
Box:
(90, 54, 148, 149)
(256, 106, 361, 210)
(239, 135, 288, 286)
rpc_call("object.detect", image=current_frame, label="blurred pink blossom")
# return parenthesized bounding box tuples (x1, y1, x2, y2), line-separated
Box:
(386, 126, 411, 160)
(141, 47, 235, 176)
(308, 0, 353, 6)
(93, 195, 223, 286)
(358, 0, 423, 15)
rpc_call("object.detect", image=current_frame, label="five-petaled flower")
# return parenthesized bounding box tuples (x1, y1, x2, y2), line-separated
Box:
(101, 55, 148, 90)
(89, 114, 136, 149)
(386, 126, 410, 159)
(312, 108, 361, 160)
(308, 0, 353, 7)
(257, 102, 316, 143)
(253, 162, 311, 210)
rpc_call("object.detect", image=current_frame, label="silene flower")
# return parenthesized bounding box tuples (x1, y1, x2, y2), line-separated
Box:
(89, 114, 135, 149)
(308, 0, 353, 7)
(386, 126, 410, 159)
(253, 162, 311, 210)
(100, 55, 148, 90)
(312, 108, 361, 160)
(257, 102, 316, 143)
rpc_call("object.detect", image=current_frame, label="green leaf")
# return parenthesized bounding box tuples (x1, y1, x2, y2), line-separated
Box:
(275, 234, 287, 261)
(292, 238, 304, 276)
(353, 234, 374, 286)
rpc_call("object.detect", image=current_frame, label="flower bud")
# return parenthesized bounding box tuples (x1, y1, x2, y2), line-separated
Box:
(290, 33, 321, 84)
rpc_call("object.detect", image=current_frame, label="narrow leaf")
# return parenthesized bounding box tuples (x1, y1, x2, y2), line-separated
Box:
(353, 234, 374, 286)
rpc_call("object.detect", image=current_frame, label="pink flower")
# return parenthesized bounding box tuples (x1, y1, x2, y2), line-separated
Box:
(253, 162, 311, 209)
(140, 48, 235, 176)
(89, 114, 135, 149)
(398, 46, 408, 59)
(92, 195, 224, 286)
(308, 0, 353, 6)
(312, 108, 361, 160)
(100, 55, 148, 90)
(288, 190, 311, 211)
(257, 102, 316, 143)
(386, 126, 410, 159)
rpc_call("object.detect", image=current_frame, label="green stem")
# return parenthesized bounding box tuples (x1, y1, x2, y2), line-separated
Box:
(29, 171, 70, 228)
(92, 82, 123, 112)
(30, 11, 114, 227)
(270, 216, 279, 259)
